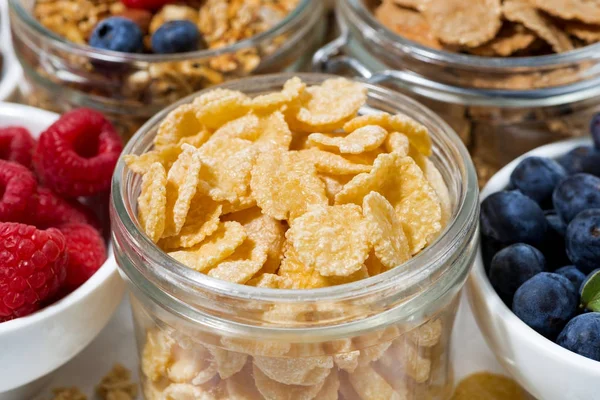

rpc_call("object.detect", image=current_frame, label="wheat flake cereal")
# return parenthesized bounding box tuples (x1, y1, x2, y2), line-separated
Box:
(529, 0, 600, 25)
(137, 162, 168, 243)
(422, 0, 502, 47)
(287, 204, 370, 277)
(251, 149, 328, 221)
(168, 221, 246, 272)
(363, 192, 411, 271)
(502, 0, 574, 53)
(565, 21, 600, 43)
(376, 0, 442, 50)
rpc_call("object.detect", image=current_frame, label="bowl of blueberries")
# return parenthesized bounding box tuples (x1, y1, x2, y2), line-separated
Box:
(468, 115, 600, 400)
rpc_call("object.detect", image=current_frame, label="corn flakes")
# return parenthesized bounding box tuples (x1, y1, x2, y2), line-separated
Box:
(137, 162, 167, 243)
(307, 125, 388, 155)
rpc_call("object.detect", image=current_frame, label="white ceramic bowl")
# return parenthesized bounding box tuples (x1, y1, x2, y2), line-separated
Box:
(0, 103, 125, 400)
(0, 0, 22, 101)
(468, 137, 600, 400)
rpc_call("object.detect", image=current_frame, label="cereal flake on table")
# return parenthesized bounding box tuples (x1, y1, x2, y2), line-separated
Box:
(374, 0, 600, 56)
(50, 387, 87, 400)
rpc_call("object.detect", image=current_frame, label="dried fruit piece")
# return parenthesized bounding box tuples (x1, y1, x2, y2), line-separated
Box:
(168, 221, 246, 272)
(407, 318, 443, 347)
(336, 154, 442, 254)
(376, 1, 442, 49)
(307, 125, 388, 154)
(223, 207, 285, 274)
(253, 364, 326, 400)
(288, 204, 371, 277)
(159, 194, 222, 249)
(299, 149, 372, 175)
(349, 365, 403, 400)
(451, 372, 528, 400)
(193, 89, 251, 129)
(206, 346, 248, 380)
(422, 0, 502, 47)
(251, 149, 327, 221)
(253, 355, 333, 386)
(142, 330, 174, 382)
(502, 0, 574, 53)
(163, 144, 203, 237)
(294, 79, 367, 132)
(155, 104, 205, 149)
(528, 0, 600, 25)
(137, 162, 167, 243)
(363, 192, 411, 271)
(250, 77, 306, 112)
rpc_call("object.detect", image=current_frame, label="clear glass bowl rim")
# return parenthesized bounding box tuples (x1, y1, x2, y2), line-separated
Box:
(111, 72, 479, 316)
(9, 0, 315, 63)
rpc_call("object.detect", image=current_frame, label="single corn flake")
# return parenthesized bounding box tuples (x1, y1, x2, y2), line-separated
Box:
(469, 23, 537, 57)
(385, 132, 410, 157)
(159, 194, 222, 250)
(451, 372, 529, 400)
(294, 78, 367, 132)
(253, 355, 333, 386)
(423, 0, 502, 47)
(210, 113, 261, 142)
(251, 149, 328, 221)
(223, 207, 285, 274)
(250, 77, 306, 112)
(363, 191, 411, 271)
(168, 221, 246, 272)
(278, 242, 330, 289)
(163, 144, 203, 237)
(328, 339, 360, 373)
(423, 158, 451, 227)
(223, 364, 263, 400)
(247, 273, 288, 288)
(142, 330, 174, 382)
(254, 111, 293, 151)
(320, 174, 353, 204)
(407, 318, 443, 348)
(253, 364, 326, 400)
(206, 346, 248, 380)
(299, 148, 372, 175)
(388, 114, 432, 156)
(343, 113, 389, 133)
(287, 204, 370, 277)
(221, 337, 291, 357)
(207, 259, 264, 284)
(138, 163, 167, 243)
(307, 125, 388, 154)
(155, 104, 204, 149)
(565, 21, 600, 43)
(193, 89, 251, 130)
(502, 0, 574, 53)
(124, 145, 181, 175)
(376, 1, 442, 50)
(528, 0, 600, 25)
(392, 340, 431, 383)
(314, 371, 340, 400)
(191, 361, 218, 386)
(349, 364, 404, 400)
(167, 343, 209, 383)
(162, 384, 214, 400)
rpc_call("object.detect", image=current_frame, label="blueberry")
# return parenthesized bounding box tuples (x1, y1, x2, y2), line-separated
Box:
(481, 190, 547, 248)
(591, 113, 600, 150)
(557, 313, 600, 361)
(489, 243, 546, 305)
(541, 210, 570, 270)
(482, 236, 505, 273)
(555, 266, 587, 290)
(566, 209, 600, 274)
(151, 20, 204, 54)
(557, 146, 600, 177)
(553, 173, 600, 224)
(510, 157, 566, 207)
(89, 17, 144, 53)
(512, 272, 579, 339)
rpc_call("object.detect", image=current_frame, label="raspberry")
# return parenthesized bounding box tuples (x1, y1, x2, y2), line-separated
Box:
(0, 160, 37, 222)
(121, 0, 172, 11)
(0, 222, 68, 322)
(25, 187, 100, 230)
(58, 223, 106, 292)
(0, 126, 36, 168)
(34, 108, 123, 197)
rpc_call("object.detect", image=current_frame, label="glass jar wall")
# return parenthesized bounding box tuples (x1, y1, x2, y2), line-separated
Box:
(111, 73, 479, 400)
(9, 0, 325, 139)
(316, 0, 600, 184)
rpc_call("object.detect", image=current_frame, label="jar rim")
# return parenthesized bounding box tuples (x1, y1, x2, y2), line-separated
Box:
(111, 72, 479, 333)
(9, 0, 313, 63)
(345, 0, 600, 70)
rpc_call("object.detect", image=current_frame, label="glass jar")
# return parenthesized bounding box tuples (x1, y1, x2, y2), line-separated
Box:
(9, 0, 325, 139)
(314, 0, 600, 185)
(111, 73, 479, 400)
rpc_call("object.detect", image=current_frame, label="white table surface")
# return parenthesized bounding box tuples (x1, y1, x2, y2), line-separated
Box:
(31, 290, 510, 399)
